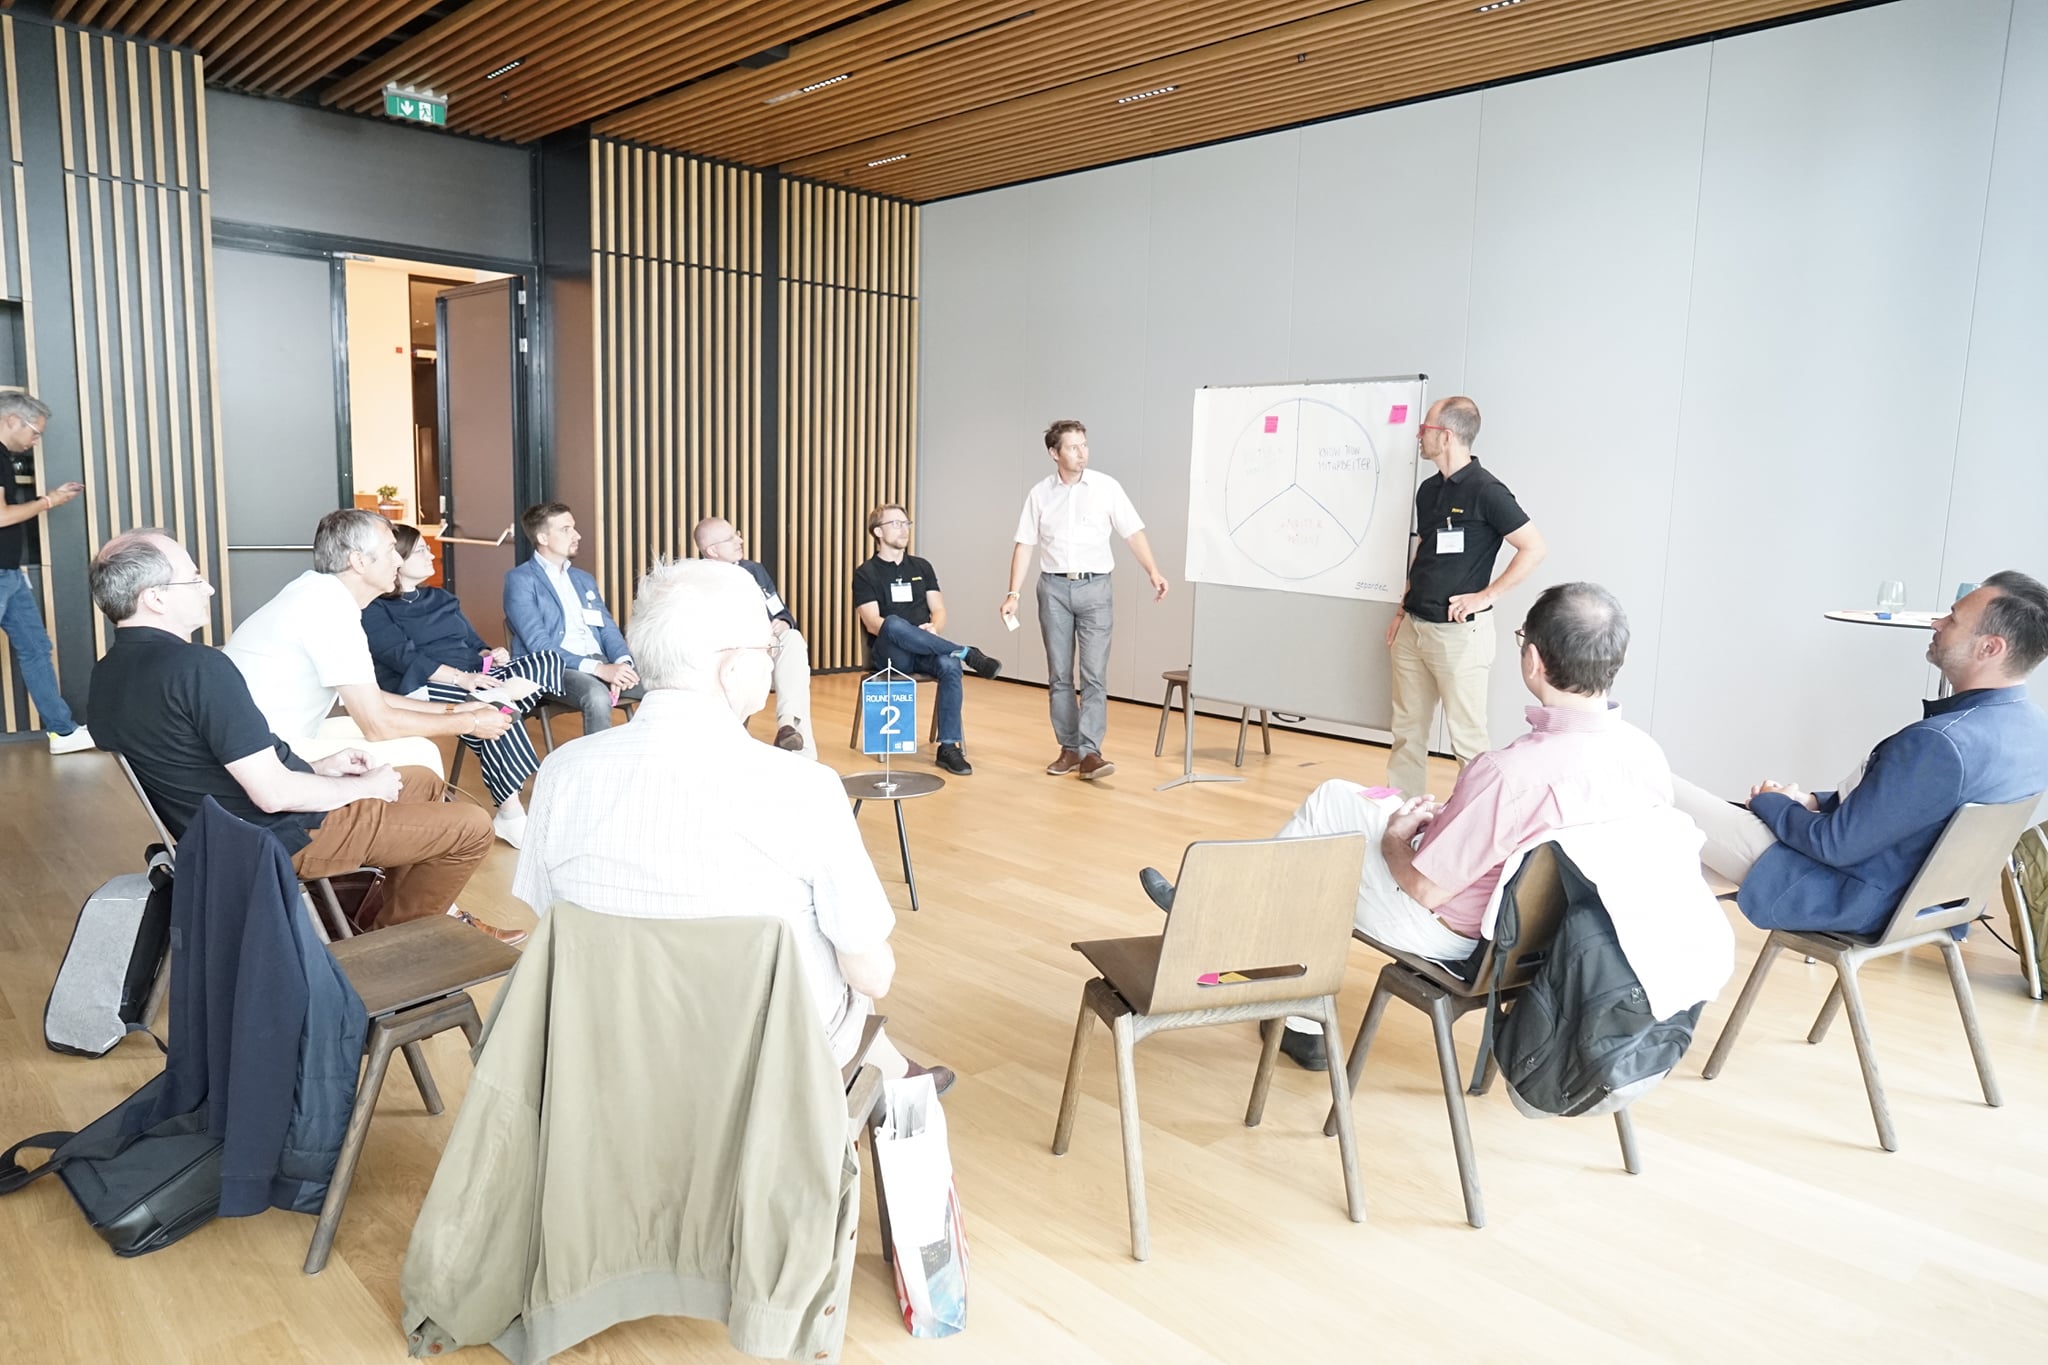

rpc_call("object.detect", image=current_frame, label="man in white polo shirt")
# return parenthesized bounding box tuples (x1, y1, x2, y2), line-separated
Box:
(1001, 418, 1170, 780)
(225, 509, 512, 773)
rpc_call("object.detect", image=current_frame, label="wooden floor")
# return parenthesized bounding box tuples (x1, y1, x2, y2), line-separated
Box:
(3, 675, 2045, 1363)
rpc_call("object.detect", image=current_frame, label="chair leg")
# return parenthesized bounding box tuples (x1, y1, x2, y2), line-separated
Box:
(1614, 1106, 1642, 1174)
(1833, 962, 1897, 1152)
(400, 1041, 444, 1115)
(1807, 980, 1844, 1044)
(1245, 1018, 1285, 1128)
(305, 1026, 399, 1274)
(1324, 974, 1393, 1138)
(1702, 938, 1785, 1079)
(1469, 1043, 1499, 1097)
(1317, 998, 1367, 1225)
(868, 1109, 895, 1265)
(1111, 1012, 1149, 1261)
(1050, 991, 1097, 1156)
(311, 877, 356, 941)
(1154, 683, 1173, 756)
(1234, 707, 1251, 767)
(1259, 709, 1272, 756)
(1427, 994, 1485, 1229)
(1937, 938, 2002, 1108)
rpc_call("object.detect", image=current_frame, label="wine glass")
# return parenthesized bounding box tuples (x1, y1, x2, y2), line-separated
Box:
(1875, 580, 1906, 613)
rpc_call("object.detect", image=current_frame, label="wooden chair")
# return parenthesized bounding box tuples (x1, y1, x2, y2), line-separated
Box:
(1700, 797, 2039, 1152)
(1153, 667, 1273, 766)
(305, 914, 521, 1273)
(1051, 832, 1369, 1260)
(1318, 844, 1639, 1229)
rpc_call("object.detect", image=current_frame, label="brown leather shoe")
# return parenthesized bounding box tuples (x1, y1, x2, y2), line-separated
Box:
(1078, 752, 1116, 780)
(453, 909, 528, 947)
(773, 724, 805, 751)
(904, 1060, 957, 1097)
(1046, 747, 1084, 775)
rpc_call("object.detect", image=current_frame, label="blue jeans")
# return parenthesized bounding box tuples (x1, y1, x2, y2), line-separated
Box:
(872, 614, 964, 745)
(0, 568, 76, 733)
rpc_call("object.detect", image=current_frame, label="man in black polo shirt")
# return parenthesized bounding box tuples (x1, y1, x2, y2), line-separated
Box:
(1383, 396, 1547, 797)
(852, 503, 1000, 776)
(86, 529, 519, 941)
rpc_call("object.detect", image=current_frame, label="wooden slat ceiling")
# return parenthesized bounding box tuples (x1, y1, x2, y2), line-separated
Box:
(49, 0, 1859, 203)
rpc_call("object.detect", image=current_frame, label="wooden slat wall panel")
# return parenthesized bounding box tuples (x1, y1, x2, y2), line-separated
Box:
(777, 178, 917, 672)
(0, 13, 43, 731)
(54, 0, 442, 98)
(49, 26, 227, 673)
(590, 139, 763, 631)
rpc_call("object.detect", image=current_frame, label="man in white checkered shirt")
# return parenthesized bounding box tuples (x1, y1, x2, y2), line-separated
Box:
(511, 557, 952, 1092)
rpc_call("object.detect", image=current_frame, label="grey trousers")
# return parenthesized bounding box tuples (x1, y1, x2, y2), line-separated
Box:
(1037, 572, 1114, 755)
(556, 665, 646, 733)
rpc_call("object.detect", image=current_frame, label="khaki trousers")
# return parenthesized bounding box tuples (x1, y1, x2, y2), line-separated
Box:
(1387, 614, 1496, 798)
(292, 767, 493, 926)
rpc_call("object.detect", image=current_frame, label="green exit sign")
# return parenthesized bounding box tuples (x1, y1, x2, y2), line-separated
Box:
(382, 87, 447, 126)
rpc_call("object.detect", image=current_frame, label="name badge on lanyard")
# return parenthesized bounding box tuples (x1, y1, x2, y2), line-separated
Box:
(1435, 524, 1465, 555)
(890, 580, 914, 604)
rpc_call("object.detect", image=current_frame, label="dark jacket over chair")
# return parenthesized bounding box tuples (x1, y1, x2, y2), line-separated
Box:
(135, 799, 369, 1216)
(1741, 685, 2048, 936)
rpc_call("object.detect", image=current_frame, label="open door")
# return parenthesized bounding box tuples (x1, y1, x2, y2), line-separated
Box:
(436, 277, 526, 643)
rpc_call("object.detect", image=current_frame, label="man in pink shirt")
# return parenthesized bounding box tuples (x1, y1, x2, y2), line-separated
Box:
(1141, 582, 1674, 1069)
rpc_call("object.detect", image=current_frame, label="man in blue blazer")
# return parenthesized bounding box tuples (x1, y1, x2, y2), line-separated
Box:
(1676, 570, 2048, 937)
(504, 502, 643, 734)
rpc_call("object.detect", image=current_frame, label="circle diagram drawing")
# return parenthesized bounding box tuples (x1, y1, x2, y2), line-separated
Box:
(1222, 398, 1379, 581)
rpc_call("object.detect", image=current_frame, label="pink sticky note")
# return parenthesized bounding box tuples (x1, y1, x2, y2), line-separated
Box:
(1263, 414, 1279, 434)
(1359, 786, 1401, 800)
(1388, 404, 1409, 424)
(1197, 972, 1221, 986)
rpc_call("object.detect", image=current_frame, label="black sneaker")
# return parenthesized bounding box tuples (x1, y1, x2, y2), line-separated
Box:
(1139, 866, 1176, 912)
(935, 743, 972, 775)
(1278, 1025, 1329, 1072)
(962, 647, 1002, 680)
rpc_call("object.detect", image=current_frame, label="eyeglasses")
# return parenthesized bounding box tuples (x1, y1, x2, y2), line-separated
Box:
(1418, 423, 1451, 435)
(875, 518, 911, 530)
(156, 577, 210, 590)
(1513, 627, 1527, 648)
(733, 641, 784, 660)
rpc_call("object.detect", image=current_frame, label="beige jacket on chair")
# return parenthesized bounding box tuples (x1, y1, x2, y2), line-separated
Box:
(400, 903, 860, 1364)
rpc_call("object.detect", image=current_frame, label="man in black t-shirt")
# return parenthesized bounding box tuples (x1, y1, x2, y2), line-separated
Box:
(86, 529, 520, 941)
(851, 503, 1001, 776)
(1383, 396, 1547, 797)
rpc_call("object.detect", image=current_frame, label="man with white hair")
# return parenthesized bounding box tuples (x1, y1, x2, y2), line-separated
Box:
(225, 508, 512, 776)
(513, 558, 952, 1090)
(692, 514, 814, 755)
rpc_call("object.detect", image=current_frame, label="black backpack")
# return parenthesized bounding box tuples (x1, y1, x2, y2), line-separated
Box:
(0, 1072, 222, 1257)
(1486, 843, 1702, 1118)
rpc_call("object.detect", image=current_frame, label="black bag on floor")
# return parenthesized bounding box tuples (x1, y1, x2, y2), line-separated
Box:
(0, 1072, 221, 1257)
(44, 846, 175, 1057)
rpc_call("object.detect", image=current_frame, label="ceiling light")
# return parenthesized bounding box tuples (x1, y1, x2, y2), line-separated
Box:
(867, 154, 908, 167)
(1116, 84, 1178, 105)
(1474, 0, 1522, 11)
(484, 58, 524, 80)
(764, 72, 852, 105)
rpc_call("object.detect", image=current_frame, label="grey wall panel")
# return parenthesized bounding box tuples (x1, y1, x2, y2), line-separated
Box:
(1941, 0, 2048, 714)
(213, 247, 337, 628)
(1655, 0, 2010, 793)
(208, 92, 532, 261)
(915, 186, 1034, 677)
(1463, 47, 1711, 747)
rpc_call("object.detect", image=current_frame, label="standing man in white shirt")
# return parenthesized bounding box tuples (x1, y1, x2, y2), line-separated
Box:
(1001, 419, 1170, 780)
(503, 502, 643, 735)
(225, 509, 512, 775)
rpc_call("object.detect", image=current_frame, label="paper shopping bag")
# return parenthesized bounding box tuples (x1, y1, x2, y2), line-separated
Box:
(873, 1074, 968, 1338)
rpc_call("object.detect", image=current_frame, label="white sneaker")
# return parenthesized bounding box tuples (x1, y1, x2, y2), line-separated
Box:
(48, 725, 95, 755)
(492, 808, 527, 848)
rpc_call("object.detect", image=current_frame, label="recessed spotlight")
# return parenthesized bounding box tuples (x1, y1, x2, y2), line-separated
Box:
(1474, 0, 1522, 11)
(484, 58, 524, 80)
(867, 154, 908, 167)
(1116, 84, 1179, 105)
(764, 72, 852, 105)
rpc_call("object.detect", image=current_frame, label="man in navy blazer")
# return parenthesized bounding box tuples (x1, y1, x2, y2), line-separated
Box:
(1676, 570, 2048, 938)
(504, 502, 644, 734)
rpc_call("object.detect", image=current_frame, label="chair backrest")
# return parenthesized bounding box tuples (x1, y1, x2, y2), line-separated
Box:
(114, 751, 178, 851)
(1874, 797, 2043, 946)
(1143, 832, 1367, 1015)
(1476, 843, 1568, 992)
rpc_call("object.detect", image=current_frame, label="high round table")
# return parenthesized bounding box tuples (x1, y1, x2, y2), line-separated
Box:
(1824, 609, 1947, 697)
(843, 770, 945, 911)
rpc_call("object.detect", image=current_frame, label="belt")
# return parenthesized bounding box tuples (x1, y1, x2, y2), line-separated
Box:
(1043, 570, 1107, 582)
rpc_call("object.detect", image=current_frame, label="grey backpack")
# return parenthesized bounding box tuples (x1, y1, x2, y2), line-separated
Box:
(44, 847, 174, 1057)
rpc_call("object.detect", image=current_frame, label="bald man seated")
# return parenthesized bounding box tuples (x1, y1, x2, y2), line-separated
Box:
(693, 515, 814, 756)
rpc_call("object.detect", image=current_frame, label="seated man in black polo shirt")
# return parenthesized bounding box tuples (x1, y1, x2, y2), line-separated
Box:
(86, 529, 521, 943)
(852, 502, 1000, 776)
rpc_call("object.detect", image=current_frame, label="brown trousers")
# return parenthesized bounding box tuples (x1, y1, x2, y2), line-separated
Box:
(291, 767, 493, 927)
